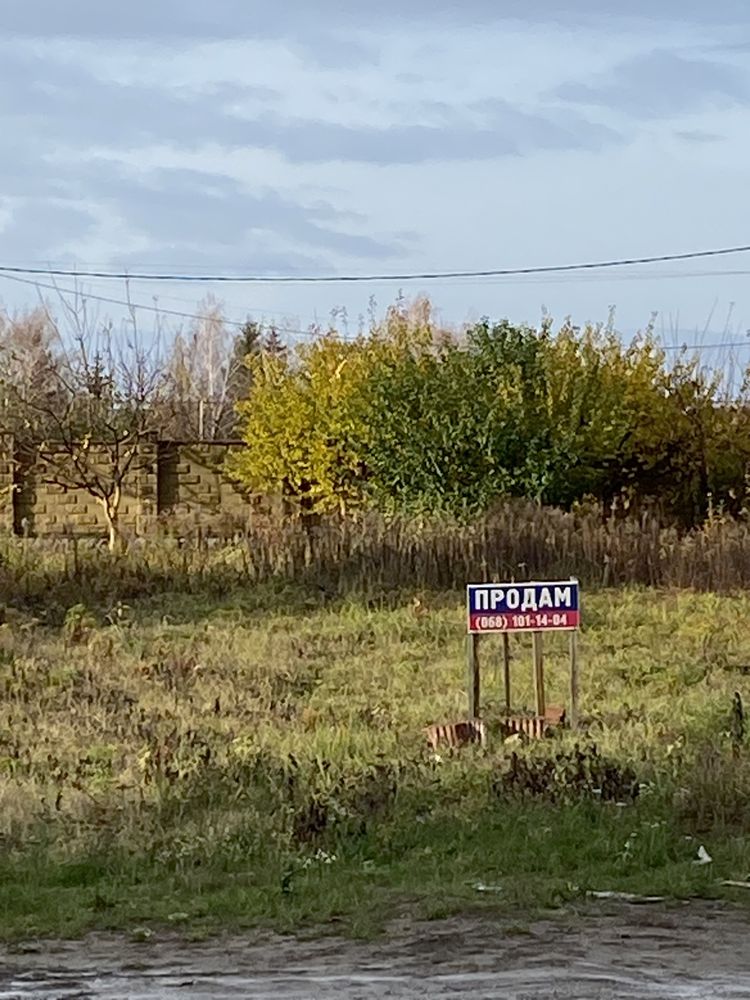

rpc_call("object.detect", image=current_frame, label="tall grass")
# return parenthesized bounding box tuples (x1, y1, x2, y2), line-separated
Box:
(1, 584, 750, 937)
(4, 502, 750, 612)
(3, 506, 750, 936)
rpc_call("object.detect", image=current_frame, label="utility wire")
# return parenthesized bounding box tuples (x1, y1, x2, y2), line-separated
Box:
(0, 272, 322, 339)
(446, 267, 750, 287)
(0, 244, 749, 284)
(1, 269, 749, 352)
(662, 339, 750, 352)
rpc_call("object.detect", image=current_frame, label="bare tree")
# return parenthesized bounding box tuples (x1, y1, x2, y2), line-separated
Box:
(2, 318, 169, 551)
(163, 297, 264, 440)
(0, 308, 65, 440)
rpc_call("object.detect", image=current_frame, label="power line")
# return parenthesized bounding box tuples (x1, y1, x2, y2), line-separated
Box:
(452, 267, 750, 287)
(0, 244, 749, 284)
(2, 268, 750, 353)
(660, 339, 750, 352)
(8, 261, 750, 287)
(0, 272, 323, 339)
(2, 267, 308, 317)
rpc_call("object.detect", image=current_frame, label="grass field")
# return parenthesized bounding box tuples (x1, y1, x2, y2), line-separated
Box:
(2, 577, 750, 940)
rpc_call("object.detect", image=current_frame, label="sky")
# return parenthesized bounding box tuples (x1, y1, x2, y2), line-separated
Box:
(1, 1, 750, 357)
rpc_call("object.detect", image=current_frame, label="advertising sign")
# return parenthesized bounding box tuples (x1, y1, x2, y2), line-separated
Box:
(467, 580, 580, 634)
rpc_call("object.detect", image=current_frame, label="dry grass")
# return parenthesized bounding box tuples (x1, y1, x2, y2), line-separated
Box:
(6, 504, 750, 617)
(2, 506, 750, 936)
(1, 573, 750, 937)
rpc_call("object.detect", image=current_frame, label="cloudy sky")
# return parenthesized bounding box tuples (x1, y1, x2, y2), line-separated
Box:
(1, 1, 750, 351)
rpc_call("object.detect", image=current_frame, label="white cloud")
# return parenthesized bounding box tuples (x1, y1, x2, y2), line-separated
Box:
(554, 50, 750, 119)
(0, 6, 748, 340)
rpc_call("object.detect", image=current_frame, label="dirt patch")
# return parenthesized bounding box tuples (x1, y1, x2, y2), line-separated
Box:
(1, 903, 749, 998)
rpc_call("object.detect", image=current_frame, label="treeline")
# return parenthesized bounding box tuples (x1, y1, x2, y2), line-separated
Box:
(0, 298, 285, 444)
(1, 293, 749, 545)
(0, 297, 285, 547)
(231, 298, 750, 527)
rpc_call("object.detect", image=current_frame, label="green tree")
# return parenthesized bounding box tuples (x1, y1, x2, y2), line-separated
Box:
(230, 297, 750, 525)
(229, 334, 372, 514)
(263, 327, 288, 359)
(541, 320, 667, 507)
(359, 319, 553, 515)
(626, 354, 750, 523)
(224, 319, 264, 421)
(229, 298, 445, 515)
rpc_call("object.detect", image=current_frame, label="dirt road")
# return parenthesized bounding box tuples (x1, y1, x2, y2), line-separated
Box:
(1, 903, 749, 998)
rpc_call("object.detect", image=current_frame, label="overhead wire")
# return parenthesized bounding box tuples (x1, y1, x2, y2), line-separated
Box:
(439, 267, 750, 288)
(0, 243, 749, 284)
(0, 272, 326, 339)
(0, 256, 749, 352)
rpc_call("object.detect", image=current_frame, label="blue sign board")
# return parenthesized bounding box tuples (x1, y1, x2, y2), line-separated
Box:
(467, 580, 580, 634)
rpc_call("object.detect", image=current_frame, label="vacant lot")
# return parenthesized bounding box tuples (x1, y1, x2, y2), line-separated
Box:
(2, 578, 750, 939)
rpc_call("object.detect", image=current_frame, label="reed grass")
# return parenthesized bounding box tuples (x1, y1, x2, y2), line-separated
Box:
(4, 503, 750, 616)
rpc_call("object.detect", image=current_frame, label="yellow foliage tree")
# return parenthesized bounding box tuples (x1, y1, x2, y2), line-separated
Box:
(544, 319, 668, 505)
(229, 297, 445, 516)
(229, 335, 374, 515)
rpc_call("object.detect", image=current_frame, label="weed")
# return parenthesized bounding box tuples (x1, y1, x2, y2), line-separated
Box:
(493, 745, 640, 804)
(0, 570, 748, 936)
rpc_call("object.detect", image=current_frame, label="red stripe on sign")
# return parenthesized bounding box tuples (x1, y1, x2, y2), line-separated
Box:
(469, 611, 580, 632)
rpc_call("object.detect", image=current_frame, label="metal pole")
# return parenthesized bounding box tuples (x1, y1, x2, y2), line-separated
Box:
(532, 631, 545, 717)
(467, 633, 480, 719)
(569, 630, 579, 730)
(502, 633, 511, 713)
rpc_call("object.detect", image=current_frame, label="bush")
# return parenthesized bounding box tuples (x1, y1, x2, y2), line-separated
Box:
(230, 301, 750, 525)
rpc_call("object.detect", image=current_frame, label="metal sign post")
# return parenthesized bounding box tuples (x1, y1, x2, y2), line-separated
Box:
(465, 579, 581, 728)
(532, 630, 545, 717)
(502, 633, 511, 713)
(466, 632, 481, 719)
(569, 629, 579, 730)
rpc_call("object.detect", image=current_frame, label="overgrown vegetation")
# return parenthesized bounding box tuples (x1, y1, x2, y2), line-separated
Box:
(1, 563, 750, 939)
(0, 300, 282, 549)
(3, 293, 750, 538)
(7, 503, 750, 617)
(232, 299, 750, 525)
(4, 293, 750, 939)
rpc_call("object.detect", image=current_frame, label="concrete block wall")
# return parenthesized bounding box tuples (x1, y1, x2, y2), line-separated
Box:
(157, 441, 253, 530)
(1, 437, 252, 538)
(0, 434, 14, 533)
(13, 440, 159, 537)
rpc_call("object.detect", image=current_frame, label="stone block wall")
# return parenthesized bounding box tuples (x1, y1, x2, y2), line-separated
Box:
(157, 441, 253, 530)
(0, 437, 254, 538)
(0, 434, 13, 533)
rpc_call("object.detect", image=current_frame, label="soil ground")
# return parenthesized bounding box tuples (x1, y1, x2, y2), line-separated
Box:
(1, 903, 749, 998)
